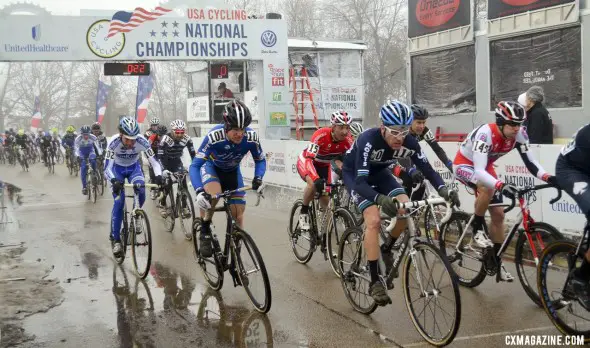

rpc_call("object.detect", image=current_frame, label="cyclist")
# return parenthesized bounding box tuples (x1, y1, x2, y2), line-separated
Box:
(147, 125, 167, 200)
(555, 123, 590, 308)
(14, 129, 29, 169)
(91, 123, 108, 152)
(157, 120, 196, 231)
(145, 117, 160, 139)
(350, 122, 364, 138)
(62, 125, 77, 167)
(393, 104, 455, 199)
(189, 100, 266, 258)
(342, 100, 459, 305)
(144, 117, 161, 196)
(39, 131, 54, 167)
(75, 125, 102, 195)
(296, 111, 354, 230)
(104, 117, 162, 256)
(453, 101, 557, 281)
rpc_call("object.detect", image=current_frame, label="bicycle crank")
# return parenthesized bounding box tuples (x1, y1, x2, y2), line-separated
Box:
(482, 248, 498, 276)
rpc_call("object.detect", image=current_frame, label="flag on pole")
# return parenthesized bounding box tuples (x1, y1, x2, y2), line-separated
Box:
(106, 7, 172, 38)
(96, 76, 111, 124)
(135, 73, 154, 124)
(30, 94, 41, 132)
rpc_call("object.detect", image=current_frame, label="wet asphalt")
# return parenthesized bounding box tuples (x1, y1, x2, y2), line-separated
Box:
(0, 163, 568, 348)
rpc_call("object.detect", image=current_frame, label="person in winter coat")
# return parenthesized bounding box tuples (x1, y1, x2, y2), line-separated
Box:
(518, 86, 553, 144)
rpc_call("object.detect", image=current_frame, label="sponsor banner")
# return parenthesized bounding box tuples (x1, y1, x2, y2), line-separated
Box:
(488, 0, 575, 20)
(408, 0, 471, 38)
(186, 96, 209, 122)
(269, 112, 288, 126)
(244, 90, 259, 121)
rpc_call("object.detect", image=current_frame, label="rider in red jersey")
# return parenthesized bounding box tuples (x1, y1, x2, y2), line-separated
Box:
(296, 111, 353, 230)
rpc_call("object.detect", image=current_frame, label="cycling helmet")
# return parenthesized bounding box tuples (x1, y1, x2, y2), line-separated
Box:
(380, 100, 413, 126)
(223, 99, 251, 130)
(44, 131, 51, 137)
(411, 104, 429, 120)
(80, 125, 91, 134)
(330, 111, 352, 126)
(149, 117, 160, 126)
(158, 125, 168, 136)
(170, 119, 186, 132)
(18, 129, 24, 135)
(350, 122, 364, 138)
(66, 125, 75, 133)
(91, 122, 101, 131)
(495, 101, 526, 125)
(119, 116, 140, 139)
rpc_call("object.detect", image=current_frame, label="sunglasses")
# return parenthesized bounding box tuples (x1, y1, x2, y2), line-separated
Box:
(504, 121, 522, 127)
(384, 126, 410, 138)
(174, 130, 185, 135)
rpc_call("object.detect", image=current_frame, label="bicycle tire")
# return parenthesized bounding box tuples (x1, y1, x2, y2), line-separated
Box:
(402, 241, 461, 346)
(424, 204, 447, 245)
(177, 190, 195, 241)
(326, 207, 357, 277)
(192, 218, 224, 290)
(131, 209, 152, 279)
(439, 211, 487, 288)
(338, 226, 378, 314)
(163, 186, 175, 232)
(515, 222, 564, 307)
(537, 240, 590, 342)
(288, 199, 315, 264)
(232, 229, 272, 313)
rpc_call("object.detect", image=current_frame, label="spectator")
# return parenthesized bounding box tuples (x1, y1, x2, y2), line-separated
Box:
(518, 86, 553, 144)
(216, 82, 234, 99)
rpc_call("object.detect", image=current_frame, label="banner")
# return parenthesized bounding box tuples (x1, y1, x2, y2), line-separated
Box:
(243, 90, 259, 121)
(490, 26, 581, 109)
(30, 94, 41, 132)
(488, 0, 575, 20)
(135, 74, 154, 123)
(95, 76, 111, 124)
(186, 96, 209, 122)
(411, 45, 476, 116)
(408, 0, 471, 38)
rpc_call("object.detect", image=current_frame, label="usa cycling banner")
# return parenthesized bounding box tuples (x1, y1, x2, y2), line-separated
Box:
(407, 0, 471, 38)
(488, 0, 575, 20)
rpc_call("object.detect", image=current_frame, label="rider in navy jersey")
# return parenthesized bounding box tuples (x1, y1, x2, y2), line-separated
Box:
(341, 100, 460, 306)
(189, 100, 266, 259)
(556, 123, 590, 308)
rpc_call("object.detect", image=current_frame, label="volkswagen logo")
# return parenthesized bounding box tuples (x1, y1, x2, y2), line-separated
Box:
(261, 30, 277, 48)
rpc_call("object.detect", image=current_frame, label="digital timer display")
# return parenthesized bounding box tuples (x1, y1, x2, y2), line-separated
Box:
(104, 62, 151, 76)
(210, 63, 229, 79)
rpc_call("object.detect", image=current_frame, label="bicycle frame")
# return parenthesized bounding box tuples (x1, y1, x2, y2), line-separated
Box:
(121, 183, 159, 244)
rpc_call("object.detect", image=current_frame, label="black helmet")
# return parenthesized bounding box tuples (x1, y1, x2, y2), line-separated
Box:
(495, 101, 527, 126)
(223, 99, 251, 130)
(91, 122, 101, 131)
(411, 104, 429, 120)
(158, 125, 168, 136)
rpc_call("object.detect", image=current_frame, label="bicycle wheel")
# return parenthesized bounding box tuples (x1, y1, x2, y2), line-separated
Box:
(232, 229, 272, 313)
(163, 187, 175, 232)
(338, 226, 378, 314)
(439, 211, 487, 287)
(538, 240, 590, 342)
(424, 203, 447, 245)
(515, 222, 564, 307)
(177, 190, 195, 241)
(326, 207, 357, 277)
(402, 241, 461, 346)
(288, 200, 315, 264)
(131, 209, 152, 279)
(192, 218, 224, 290)
(98, 171, 105, 196)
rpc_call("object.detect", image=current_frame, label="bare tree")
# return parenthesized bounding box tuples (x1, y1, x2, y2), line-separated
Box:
(282, 0, 325, 38)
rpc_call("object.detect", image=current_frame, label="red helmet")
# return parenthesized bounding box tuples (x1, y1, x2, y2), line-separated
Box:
(330, 111, 352, 125)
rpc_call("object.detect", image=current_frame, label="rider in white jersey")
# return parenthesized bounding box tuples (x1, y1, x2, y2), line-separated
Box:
(104, 117, 162, 256)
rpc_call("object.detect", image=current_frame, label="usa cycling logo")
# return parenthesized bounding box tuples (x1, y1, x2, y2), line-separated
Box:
(261, 30, 277, 47)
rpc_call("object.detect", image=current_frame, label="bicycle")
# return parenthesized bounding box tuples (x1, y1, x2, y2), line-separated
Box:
(16, 146, 28, 172)
(44, 147, 56, 174)
(288, 181, 357, 277)
(65, 147, 79, 176)
(338, 197, 461, 346)
(439, 183, 563, 306)
(112, 182, 159, 279)
(159, 169, 196, 240)
(95, 155, 105, 196)
(192, 186, 271, 313)
(85, 159, 99, 204)
(538, 221, 590, 342)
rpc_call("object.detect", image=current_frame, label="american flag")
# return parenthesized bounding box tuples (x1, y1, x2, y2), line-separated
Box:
(96, 78, 111, 124)
(107, 7, 172, 38)
(30, 95, 42, 132)
(135, 74, 154, 124)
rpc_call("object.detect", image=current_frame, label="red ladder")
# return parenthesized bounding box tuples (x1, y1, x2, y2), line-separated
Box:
(289, 66, 319, 140)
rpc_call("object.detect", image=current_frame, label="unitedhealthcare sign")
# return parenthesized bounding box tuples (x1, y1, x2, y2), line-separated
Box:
(2, 24, 70, 53)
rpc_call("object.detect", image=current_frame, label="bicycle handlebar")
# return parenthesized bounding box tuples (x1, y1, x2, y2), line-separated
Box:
(502, 183, 562, 213)
(385, 198, 454, 233)
(123, 183, 160, 189)
(212, 184, 266, 207)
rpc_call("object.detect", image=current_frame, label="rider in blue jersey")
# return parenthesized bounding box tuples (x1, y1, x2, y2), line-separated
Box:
(341, 100, 460, 306)
(189, 100, 266, 258)
(75, 125, 102, 195)
(104, 117, 163, 256)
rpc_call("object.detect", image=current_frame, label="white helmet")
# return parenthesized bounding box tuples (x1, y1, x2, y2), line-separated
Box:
(330, 111, 352, 126)
(170, 119, 186, 132)
(350, 122, 364, 138)
(149, 117, 160, 126)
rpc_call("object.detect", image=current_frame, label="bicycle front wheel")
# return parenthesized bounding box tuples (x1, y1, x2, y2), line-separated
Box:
(288, 200, 315, 264)
(515, 222, 564, 307)
(326, 207, 357, 277)
(131, 209, 152, 279)
(538, 240, 590, 342)
(177, 190, 195, 241)
(192, 218, 224, 290)
(232, 229, 272, 313)
(403, 241, 461, 346)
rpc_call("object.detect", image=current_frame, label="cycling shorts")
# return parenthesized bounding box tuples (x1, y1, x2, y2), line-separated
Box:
(453, 162, 503, 204)
(200, 161, 245, 205)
